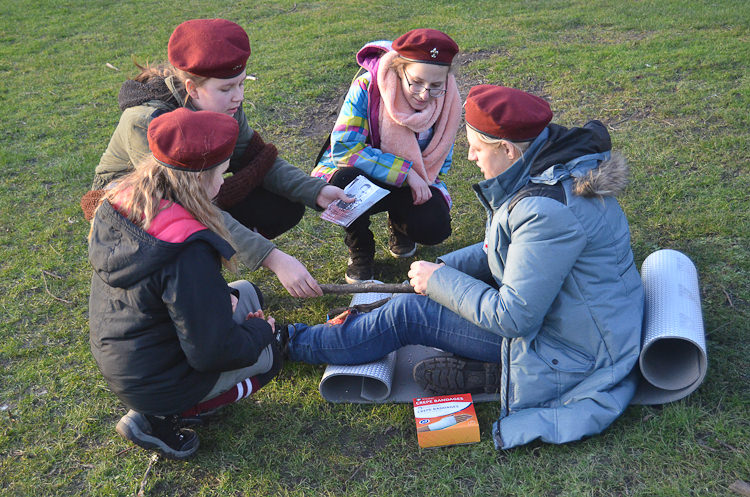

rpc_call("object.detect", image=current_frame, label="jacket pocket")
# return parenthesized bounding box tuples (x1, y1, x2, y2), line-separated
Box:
(533, 334, 595, 374)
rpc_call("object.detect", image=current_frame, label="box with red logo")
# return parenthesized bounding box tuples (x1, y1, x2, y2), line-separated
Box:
(413, 393, 480, 448)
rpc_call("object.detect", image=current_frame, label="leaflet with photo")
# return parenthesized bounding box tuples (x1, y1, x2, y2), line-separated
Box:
(320, 176, 389, 228)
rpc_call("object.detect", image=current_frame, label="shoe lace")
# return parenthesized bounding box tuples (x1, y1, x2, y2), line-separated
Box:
(167, 415, 188, 443)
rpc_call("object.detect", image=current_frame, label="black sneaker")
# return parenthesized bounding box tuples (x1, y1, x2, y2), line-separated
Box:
(413, 356, 501, 395)
(345, 254, 374, 284)
(388, 220, 417, 258)
(116, 410, 199, 460)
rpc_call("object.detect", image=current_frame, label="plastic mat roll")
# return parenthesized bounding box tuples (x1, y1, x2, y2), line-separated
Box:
(631, 249, 707, 405)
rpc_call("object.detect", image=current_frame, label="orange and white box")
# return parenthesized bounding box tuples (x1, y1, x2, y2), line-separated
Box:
(413, 393, 480, 448)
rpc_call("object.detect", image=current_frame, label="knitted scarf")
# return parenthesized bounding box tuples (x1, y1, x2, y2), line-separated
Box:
(376, 51, 461, 185)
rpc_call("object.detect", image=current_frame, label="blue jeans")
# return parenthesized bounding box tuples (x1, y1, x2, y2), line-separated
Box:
(288, 294, 504, 365)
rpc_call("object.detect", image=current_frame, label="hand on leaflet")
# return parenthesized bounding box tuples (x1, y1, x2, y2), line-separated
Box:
(316, 185, 354, 209)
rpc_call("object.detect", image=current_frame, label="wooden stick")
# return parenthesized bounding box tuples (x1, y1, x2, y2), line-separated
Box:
(137, 453, 159, 497)
(41, 270, 73, 304)
(730, 480, 750, 497)
(320, 283, 415, 295)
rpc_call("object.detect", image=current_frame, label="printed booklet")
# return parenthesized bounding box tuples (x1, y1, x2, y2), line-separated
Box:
(320, 176, 389, 228)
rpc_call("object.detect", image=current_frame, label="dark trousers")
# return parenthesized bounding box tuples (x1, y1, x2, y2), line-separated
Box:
(329, 168, 451, 256)
(225, 187, 305, 240)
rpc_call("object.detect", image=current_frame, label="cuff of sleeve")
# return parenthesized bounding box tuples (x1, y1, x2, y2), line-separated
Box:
(309, 179, 328, 211)
(424, 264, 451, 300)
(393, 160, 412, 187)
(245, 242, 276, 271)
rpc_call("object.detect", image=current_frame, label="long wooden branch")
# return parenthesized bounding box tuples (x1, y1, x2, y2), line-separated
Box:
(320, 283, 415, 295)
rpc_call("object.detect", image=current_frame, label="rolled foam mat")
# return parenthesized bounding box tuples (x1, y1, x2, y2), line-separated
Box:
(631, 249, 707, 405)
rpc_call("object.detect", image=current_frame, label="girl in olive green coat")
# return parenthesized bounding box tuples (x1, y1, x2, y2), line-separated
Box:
(86, 18, 351, 297)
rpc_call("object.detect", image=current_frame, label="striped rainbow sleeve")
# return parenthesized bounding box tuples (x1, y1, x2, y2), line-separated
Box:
(327, 76, 411, 186)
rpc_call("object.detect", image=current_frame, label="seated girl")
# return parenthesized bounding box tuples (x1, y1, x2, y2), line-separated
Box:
(288, 86, 644, 450)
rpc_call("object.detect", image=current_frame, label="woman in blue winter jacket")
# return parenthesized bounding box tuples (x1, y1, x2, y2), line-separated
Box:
(286, 85, 644, 449)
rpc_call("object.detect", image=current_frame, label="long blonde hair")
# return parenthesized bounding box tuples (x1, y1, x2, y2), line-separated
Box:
(91, 158, 235, 269)
(131, 59, 210, 106)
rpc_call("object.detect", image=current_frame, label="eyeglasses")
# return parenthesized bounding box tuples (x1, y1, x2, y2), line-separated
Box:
(402, 69, 447, 98)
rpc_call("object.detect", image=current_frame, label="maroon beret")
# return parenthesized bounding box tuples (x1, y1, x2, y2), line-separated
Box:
(148, 108, 239, 172)
(168, 19, 251, 79)
(465, 85, 553, 141)
(392, 29, 458, 66)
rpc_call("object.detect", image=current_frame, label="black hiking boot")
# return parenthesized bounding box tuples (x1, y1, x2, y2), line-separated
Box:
(116, 410, 199, 460)
(388, 218, 417, 258)
(413, 356, 501, 395)
(345, 252, 375, 284)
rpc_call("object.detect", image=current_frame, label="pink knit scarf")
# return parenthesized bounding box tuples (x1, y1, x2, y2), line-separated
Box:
(376, 50, 461, 185)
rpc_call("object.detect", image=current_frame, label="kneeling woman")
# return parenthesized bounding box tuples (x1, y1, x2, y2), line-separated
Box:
(312, 29, 462, 283)
(88, 108, 284, 459)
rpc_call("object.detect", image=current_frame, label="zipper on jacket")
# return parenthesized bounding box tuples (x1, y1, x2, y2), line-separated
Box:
(499, 337, 510, 419)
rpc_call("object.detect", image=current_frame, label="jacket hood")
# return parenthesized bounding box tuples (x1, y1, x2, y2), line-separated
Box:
(474, 120, 630, 211)
(118, 75, 181, 112)
(532, 121, 629, 198)
(356, 40, 392, 75)
(89, 200, 234, 288)
(531, 120, 611, 175)
(571, 151, 629, 197)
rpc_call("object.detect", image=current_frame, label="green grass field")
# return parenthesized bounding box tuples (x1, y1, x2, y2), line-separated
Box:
(1, 1, 748, 495)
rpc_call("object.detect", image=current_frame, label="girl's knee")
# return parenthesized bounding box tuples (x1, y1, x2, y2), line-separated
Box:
(228, 280, 263, 317)
(408, 220, 451, 245)
(330, 168, 362, 188)
(387, 293, 429, 317)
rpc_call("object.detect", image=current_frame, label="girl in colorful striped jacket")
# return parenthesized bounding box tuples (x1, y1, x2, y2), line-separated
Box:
(312, 29, 462, 283)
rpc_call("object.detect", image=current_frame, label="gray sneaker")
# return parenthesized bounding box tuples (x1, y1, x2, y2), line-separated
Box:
(413, 356, 501, 395)
(116, 410, 199, 460)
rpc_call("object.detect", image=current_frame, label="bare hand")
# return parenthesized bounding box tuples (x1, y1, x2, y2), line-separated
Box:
(262, 248, 323, 298)
(408, 260, 443, 294)
(316, 185, 354, 209)
(406, 169, 432, 205)
(230, 293, 239, 313)
(246, 310, 275, 330)
(246, 309, 265, 320)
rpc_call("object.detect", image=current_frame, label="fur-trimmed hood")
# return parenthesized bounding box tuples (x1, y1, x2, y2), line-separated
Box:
(572, 151, 629, 197)
(532, 120, 629, 198)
